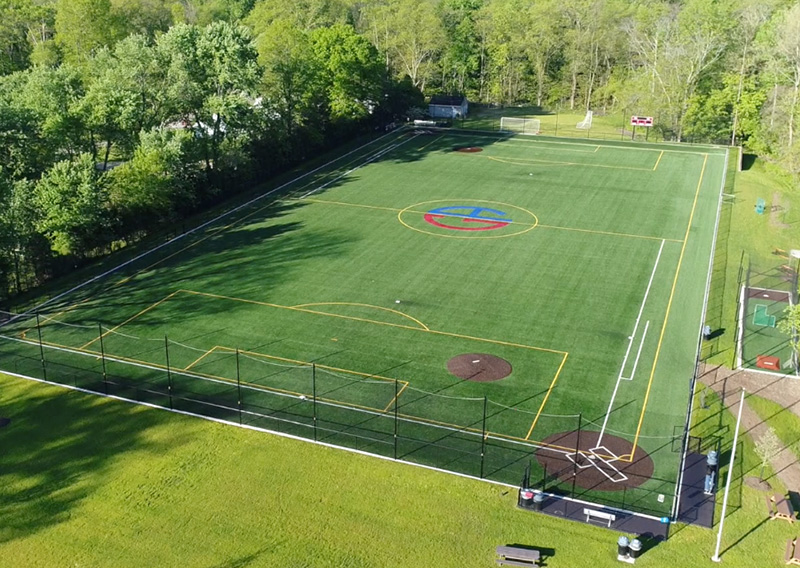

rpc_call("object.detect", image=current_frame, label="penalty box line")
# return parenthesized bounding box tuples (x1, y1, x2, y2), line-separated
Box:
(73, 288, 570, 438)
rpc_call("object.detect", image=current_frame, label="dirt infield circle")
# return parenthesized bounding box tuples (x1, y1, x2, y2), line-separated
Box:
(447, 353, 512, 382)
(534, 430, 654, 492)
(454, 146, 483, 153)
(397, 199, 538, 239)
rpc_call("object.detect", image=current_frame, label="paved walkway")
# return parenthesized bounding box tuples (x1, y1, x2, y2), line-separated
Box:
(699, 364, 800, 491)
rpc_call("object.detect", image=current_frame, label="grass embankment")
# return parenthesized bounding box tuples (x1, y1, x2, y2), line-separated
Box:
(0, 373, 797, 567)
(704, 157, 800, 368)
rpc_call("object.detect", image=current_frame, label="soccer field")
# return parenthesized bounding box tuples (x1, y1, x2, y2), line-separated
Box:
(0, 128, 727, 516)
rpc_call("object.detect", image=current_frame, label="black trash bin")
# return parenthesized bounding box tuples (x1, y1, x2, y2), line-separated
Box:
(533, 492, 544, 512)
(519, 489, 534, 508)
(617, 536, 630, 558)
(629, 539, 642, 560)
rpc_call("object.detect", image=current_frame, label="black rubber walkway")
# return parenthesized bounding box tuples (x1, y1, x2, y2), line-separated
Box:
(677, 451, 715, 528)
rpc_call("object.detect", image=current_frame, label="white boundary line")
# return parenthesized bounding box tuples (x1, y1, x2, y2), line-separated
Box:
(1, 129, 406, 328)
(621, 321, 650, 381)
(299, 134, 419, 199)
(597, 239, 665, 446)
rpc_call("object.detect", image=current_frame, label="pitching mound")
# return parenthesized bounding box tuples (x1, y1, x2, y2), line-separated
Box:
(447, 353, 511, 382)
(534, 430, 654, 492)
(454, 146, 483, 153)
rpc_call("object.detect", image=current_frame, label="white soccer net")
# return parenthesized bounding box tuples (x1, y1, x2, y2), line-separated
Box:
(576, 110, 593, 129)
(499, 117, 540, 135)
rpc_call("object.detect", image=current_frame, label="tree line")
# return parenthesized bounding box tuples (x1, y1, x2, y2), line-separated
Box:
(0, 0, 799, 300)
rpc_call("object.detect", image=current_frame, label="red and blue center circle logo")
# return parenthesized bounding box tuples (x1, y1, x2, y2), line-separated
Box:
(423, 206, 512, 231)
(398, 199, 538, 239)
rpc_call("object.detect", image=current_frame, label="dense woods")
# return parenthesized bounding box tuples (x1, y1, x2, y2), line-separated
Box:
(0, 0, 799, 300)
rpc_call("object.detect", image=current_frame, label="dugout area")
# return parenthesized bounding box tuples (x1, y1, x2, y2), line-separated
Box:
(0, 128, 727, 518)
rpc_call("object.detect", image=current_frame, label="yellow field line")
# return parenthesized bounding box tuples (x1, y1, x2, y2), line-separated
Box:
(474, 133, 721, 156)
(184, 346, 221, 371)
(80, 290, 182, 350)
(290, 301, 429, 330)
(485, 155, 653, 172)
(183, 290, 567, 355)
(630, 153, 709, 459)
(383, 381, 409, 412)
(525, 351, 570, 439)
(537, 224, 683, 243)
(653, 150, 664, 171)
(418, 134, 444, 152)
(494, 140, 600, 154)
(306, 198, 680, 243)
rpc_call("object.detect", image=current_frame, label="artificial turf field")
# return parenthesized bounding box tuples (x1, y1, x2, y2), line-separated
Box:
(0, 128, 727, 516)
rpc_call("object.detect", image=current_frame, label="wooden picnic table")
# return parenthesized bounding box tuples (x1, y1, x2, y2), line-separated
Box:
(768, 494, 796, 523)
(785, 538, 800, 565)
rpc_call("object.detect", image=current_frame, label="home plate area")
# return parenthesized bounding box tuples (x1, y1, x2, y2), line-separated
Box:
(535, 430, 654, 492)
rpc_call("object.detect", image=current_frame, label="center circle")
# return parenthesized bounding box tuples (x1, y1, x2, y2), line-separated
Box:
(398, 199, 538, 239)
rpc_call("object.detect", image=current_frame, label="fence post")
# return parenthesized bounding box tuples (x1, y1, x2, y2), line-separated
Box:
(98, 323, 108, 394)
(312, 363, 317, 442)
(480, 396, 488, 479)
(164, 336, 173, 409)
(572, 413, 582, 498)
(35, 311, 47, 381)
(393, 379, 399, 460)
(236, 348, 243, 424)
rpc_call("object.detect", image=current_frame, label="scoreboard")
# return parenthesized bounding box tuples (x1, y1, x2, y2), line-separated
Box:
(630, 116, 654, 127)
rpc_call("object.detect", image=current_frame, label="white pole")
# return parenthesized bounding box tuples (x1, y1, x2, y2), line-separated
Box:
(711, 389, 746, 562)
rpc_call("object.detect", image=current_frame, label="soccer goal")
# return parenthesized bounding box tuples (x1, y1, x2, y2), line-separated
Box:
(499, 117, 540, 135)
(576, 110, 593, 129)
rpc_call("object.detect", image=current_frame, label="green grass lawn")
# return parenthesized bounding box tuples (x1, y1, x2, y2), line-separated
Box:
(1, 373, 797, 568)
(0, 129, 725, 516)
(747, 393, 800, 462)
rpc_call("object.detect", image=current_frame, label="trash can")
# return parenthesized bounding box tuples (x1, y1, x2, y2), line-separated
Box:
(519, 489, 534, 508)
(617, 536, 630, 558)
(533, 492, 544, 512)
(629, 539, 642, 560)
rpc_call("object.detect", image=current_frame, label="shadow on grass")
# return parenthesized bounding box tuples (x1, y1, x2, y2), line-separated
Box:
(0, 379, 180, 545)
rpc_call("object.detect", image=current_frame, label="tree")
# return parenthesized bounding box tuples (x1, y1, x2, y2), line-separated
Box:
(755, 426, 781, 481)
(55, 0, 122, 66)
(310, 23, 384, 122)
(361, 0, 444, 92)
(158, 22, 261, 174)
(107, 127, 195, 231)
(34, 153, 110, 256)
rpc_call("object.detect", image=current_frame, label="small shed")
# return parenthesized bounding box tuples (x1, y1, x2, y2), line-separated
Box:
(428, 95, 468, 119)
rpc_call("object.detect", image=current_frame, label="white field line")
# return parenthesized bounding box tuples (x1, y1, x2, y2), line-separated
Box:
(621, 320, 650, 381)
(0, 129, 406, 329)
(597, 239, 665, 447)
(299, 134, 419, 199)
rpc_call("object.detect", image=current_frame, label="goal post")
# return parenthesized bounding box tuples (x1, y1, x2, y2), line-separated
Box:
(499, 117, 540, 135)
(576, 110, 593, 129)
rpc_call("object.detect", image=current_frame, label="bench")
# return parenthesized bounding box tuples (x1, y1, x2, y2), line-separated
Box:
(496, 545, 541, 567)
(584, 507, 616, 527)
(785, 538, 800, 565)
(768, 494, 796, 523)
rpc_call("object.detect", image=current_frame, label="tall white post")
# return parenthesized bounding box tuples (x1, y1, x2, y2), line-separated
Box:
(712, 389, 746, 562)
